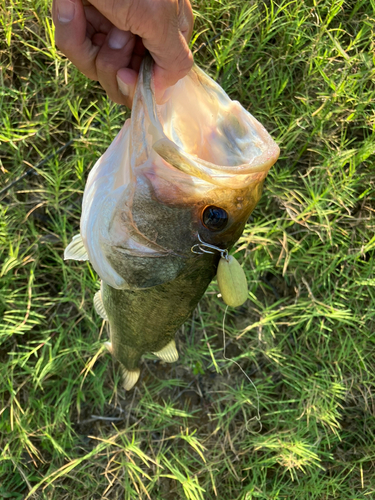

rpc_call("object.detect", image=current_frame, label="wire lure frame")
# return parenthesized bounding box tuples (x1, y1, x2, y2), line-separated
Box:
(191, 234, 229, 261)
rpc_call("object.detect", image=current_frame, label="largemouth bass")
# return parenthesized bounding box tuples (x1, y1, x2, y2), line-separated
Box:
(65, 57, 279, 390)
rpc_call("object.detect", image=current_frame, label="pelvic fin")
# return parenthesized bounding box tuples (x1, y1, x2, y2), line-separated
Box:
(104, 341, 112, 354)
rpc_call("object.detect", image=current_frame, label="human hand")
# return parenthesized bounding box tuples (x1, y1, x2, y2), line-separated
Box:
(52, 0, 194, 107)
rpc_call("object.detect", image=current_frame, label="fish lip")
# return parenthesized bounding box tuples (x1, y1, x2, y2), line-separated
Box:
(179, 141, 280, 174)
(152, 136, 279, 189)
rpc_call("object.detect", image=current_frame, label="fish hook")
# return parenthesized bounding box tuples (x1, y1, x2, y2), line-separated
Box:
(191, 234, 229, 261)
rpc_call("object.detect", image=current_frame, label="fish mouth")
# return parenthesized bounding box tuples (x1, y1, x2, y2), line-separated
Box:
(152, 136, 277, 189)
(135, 56, 280, 189)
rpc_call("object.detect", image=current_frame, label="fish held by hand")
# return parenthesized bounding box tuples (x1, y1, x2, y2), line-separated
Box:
(65, 56, 279, 390)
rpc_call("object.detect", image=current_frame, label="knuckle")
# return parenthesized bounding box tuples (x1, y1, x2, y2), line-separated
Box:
(55, 32, 72, 54)
(106, 87, 131, 107)
(110, 0, 132, 29)
(183, 47, 194, 69)
(176, 45, 194, 75)
(96, 55, 117, 75)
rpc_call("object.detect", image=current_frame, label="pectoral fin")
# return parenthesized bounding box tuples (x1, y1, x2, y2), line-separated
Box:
(94, 289, 108, 320)
(104, 341, 112, 354)
(153, 339, 179, 363)
(64, 234, 89, 261)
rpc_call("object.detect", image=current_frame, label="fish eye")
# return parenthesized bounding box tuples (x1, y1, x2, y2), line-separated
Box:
(202, 206, 228, 232)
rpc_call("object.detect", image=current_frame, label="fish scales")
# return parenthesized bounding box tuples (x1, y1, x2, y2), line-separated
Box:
(65, 55, 280, 389)
(102, 252, 217, 371)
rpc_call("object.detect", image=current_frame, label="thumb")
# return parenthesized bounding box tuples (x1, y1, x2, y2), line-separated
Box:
(87, 0, 194, 97)
(151, 34, 194, 101)
(144, 0, 194, 98)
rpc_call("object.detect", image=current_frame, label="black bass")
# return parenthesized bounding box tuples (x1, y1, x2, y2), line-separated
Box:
(65, 57, 279, 390)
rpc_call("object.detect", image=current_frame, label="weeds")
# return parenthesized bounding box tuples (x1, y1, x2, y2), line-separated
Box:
(1, 0, 375, 498)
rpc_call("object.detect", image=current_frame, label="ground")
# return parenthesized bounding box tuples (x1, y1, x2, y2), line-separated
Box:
(1, 0, 375, 498)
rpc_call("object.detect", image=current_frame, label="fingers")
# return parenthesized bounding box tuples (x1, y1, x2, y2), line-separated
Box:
(88, 0, 194, 98)
(95, 27, 136, 105)
(150, 33, 194, 102)
(54, 0, 195, 107)
(116, 37, 145, 106)
(178, 0, 194, 42)
(52, 0, 102, 80)
(116, 68, 138, 106)
(53, 0, 137, 106)
(146, 0, 194, 97)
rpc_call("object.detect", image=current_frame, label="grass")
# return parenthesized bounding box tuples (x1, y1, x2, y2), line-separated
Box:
(1, 0, 375, 498)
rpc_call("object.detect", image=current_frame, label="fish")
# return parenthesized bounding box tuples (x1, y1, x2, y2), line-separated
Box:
(64, 56, 279, 390)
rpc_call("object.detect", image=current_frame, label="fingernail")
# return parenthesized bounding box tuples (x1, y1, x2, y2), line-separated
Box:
(117, 75, 130, 96)
(57, 0, 75, 23)
(109, 28, 129, 50)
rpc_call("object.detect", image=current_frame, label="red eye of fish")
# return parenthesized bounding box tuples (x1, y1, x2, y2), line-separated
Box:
(202, 206, 228, 231)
